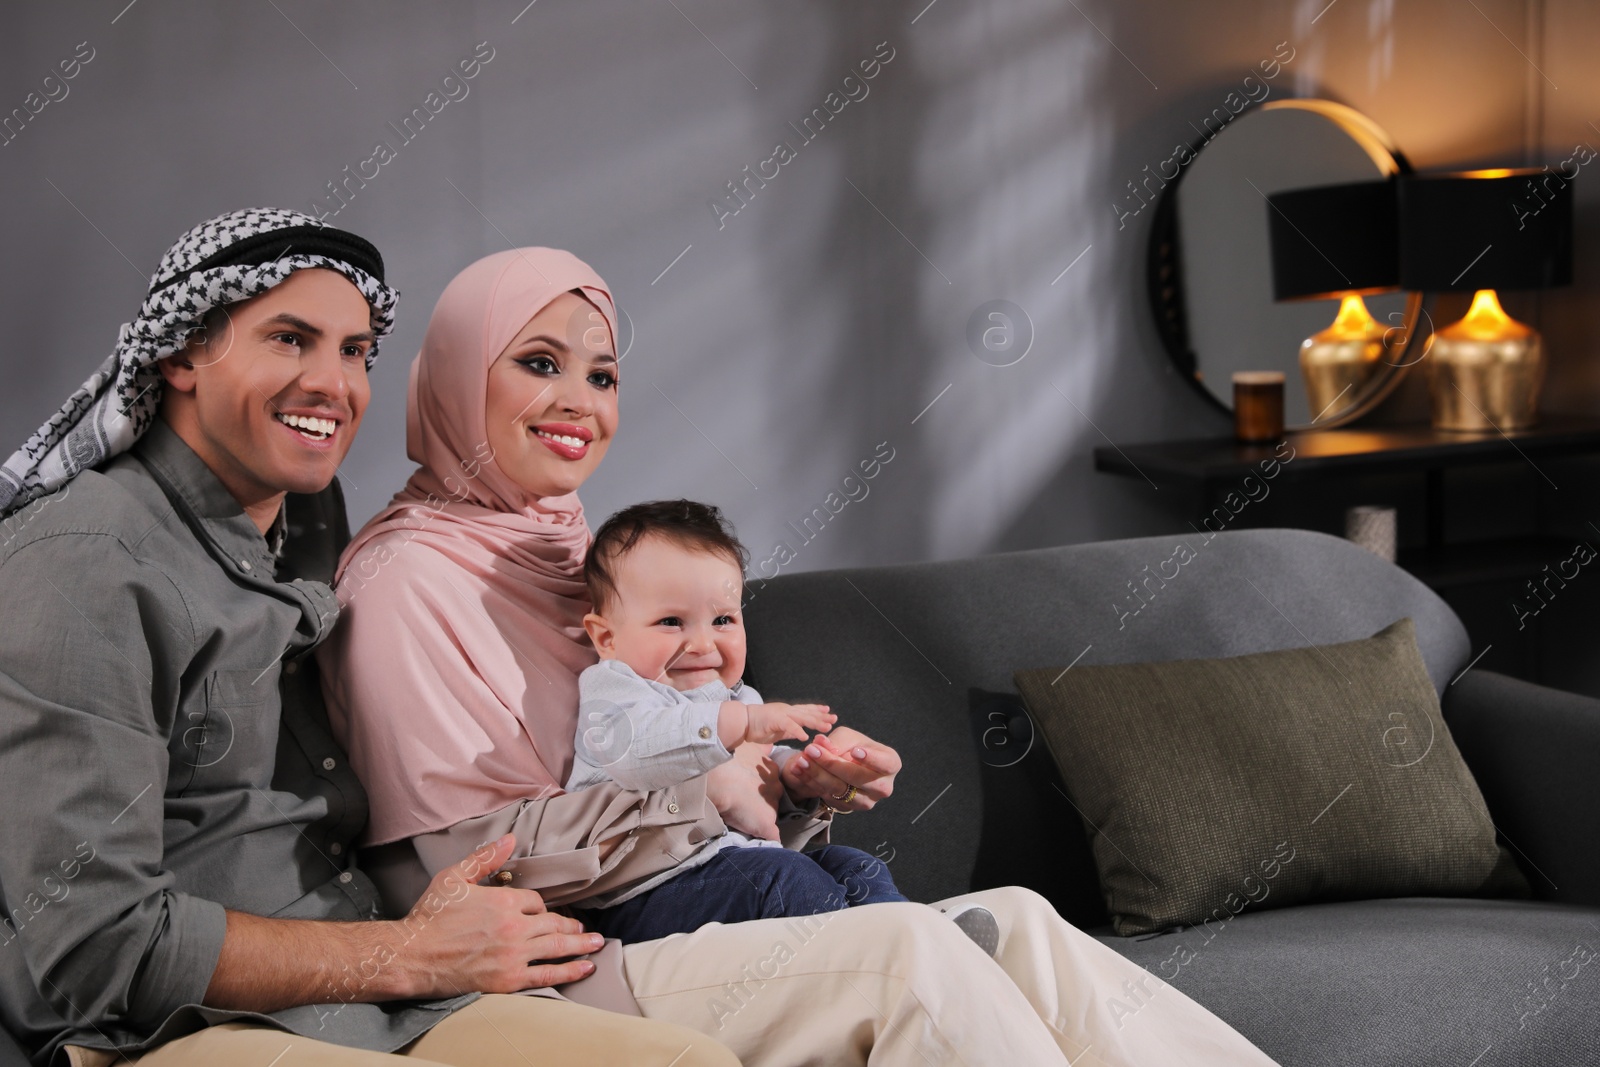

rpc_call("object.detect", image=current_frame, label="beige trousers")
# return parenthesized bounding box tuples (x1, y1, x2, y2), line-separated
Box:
(94, 994, 738, 1067)
(623, 886, 1281, 1067)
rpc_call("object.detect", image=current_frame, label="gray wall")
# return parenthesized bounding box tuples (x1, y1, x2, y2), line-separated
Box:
(0, 0, 1586, 572)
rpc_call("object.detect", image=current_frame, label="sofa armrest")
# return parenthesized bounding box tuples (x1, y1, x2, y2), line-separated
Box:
(1442, 669, 1600, 906)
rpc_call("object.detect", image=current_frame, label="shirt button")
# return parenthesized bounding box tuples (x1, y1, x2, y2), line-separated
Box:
(338, 872, 353, 884)
(698, 726, 712, 740)
(239, 559, 252, 571)
(329, 842, 343, 855)
(322, 757, 337, 771)
(667, 802, 680, 814)
(284, 661, 299, 675)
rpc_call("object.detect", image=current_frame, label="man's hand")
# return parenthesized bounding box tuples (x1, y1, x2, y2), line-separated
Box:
(781, 727, 901, 813)
(707, 743, 782, 840)
(395, 835, 604, 997)
(745, 701, 835, 744)
(204, 836, 605, 1012)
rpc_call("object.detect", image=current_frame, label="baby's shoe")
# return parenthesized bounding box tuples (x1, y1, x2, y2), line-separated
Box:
(941, 903, 1000, 957)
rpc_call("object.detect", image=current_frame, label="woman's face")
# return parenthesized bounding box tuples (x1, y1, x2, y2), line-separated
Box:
(485, 291, 619, 499)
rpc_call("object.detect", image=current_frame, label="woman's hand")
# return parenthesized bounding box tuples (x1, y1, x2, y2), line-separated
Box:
(706, 744, 782, 840)
(781, 727, 901, 814)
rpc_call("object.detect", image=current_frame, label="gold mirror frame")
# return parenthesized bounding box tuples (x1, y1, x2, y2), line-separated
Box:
(1147, 98, 1423, 430)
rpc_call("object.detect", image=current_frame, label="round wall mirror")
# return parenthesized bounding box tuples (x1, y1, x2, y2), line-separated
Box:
(1148, 99, 1423, 429)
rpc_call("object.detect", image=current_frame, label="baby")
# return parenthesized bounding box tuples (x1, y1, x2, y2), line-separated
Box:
(564, 499, 995, 952)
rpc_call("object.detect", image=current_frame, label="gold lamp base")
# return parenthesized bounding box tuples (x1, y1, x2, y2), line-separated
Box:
(1427, 289, 1543, 432)
(1299, 294, 1385, 422)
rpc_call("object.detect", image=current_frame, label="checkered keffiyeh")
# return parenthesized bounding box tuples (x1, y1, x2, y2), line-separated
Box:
(0, 207, 398, 517)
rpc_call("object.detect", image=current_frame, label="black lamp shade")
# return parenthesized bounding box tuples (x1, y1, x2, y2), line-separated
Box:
(1398, 170, 1572, 292)
(1267, 180, 1399, 301)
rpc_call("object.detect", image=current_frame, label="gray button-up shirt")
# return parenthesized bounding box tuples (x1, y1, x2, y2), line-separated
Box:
(0, 421, 472, 1066)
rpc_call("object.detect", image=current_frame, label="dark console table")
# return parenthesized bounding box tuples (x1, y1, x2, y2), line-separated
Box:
(1094, 416, 1600, 574)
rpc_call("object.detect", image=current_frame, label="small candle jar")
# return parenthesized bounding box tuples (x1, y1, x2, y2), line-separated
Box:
(1345, 505, 1397, 562)
(1233, 371, 1285, 443)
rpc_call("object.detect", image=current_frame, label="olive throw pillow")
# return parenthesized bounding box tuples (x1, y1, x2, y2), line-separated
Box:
(1014, 618, 1527, 936)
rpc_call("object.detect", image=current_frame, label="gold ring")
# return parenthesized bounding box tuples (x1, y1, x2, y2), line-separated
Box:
(831, 785, 859, 806)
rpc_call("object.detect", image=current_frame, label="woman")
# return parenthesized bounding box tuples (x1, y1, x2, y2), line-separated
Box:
(321, 248, 1280, 1067)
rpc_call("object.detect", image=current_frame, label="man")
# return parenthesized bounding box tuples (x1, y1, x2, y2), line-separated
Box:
(0, 209, 736, 1067)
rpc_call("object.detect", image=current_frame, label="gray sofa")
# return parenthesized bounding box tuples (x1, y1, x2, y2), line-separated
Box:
(741, 528, 1600, 1065)
(5, 527, 1593, 1066)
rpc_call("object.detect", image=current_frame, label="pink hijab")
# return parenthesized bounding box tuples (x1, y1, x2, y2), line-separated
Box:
(320, 248, 617, 847)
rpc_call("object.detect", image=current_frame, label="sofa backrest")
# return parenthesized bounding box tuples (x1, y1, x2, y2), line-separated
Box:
(743, 528, 1470, 920)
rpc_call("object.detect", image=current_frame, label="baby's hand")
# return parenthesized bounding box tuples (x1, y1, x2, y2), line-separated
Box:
(744, 702, 835, 745)
(707, 745, 782, 841)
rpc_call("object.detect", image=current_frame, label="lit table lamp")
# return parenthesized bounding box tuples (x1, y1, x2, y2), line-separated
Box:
(1398, 169, 1573, 431)
(1267, 180, 1400, 421)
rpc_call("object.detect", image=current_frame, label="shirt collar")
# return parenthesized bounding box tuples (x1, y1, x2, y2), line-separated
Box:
(266, 504, 288, 559)
(132, 419, 282, 572)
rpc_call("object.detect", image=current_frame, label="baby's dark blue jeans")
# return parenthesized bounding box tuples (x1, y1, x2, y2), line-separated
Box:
(576, 844, 908, 943)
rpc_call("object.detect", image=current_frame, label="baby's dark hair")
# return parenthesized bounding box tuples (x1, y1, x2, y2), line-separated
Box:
(585, 499, 749, 614)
